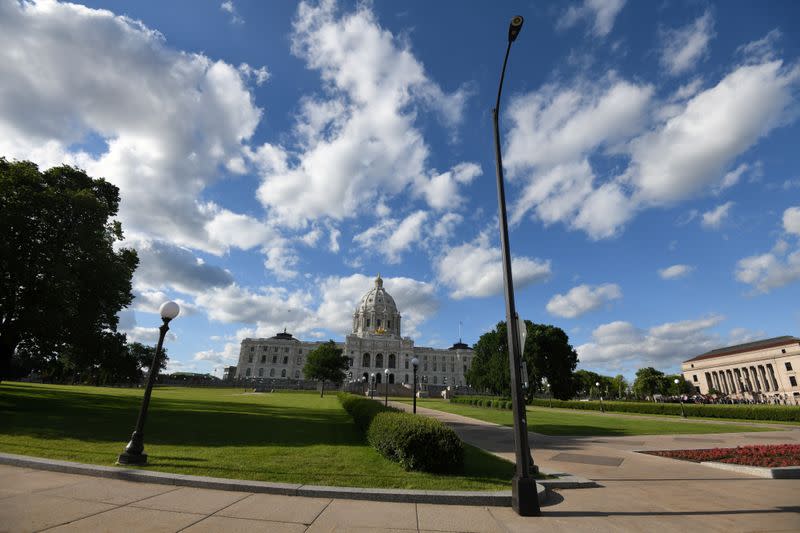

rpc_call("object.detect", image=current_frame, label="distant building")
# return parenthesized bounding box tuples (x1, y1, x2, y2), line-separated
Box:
(681, 336, 799, 404)
(222, 366, 237, 381)
(234, 275, 474, 389)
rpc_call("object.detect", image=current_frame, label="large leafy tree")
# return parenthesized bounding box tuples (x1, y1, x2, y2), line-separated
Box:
(0, 159, 138, 381)
(633, 367, 668, 400)
(466, 320, 579, 400)
(303, 340, 348, 397)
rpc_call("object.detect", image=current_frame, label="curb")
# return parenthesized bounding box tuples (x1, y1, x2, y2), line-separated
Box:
(0, 452, 549, 506)
(698, 461, 800, 479)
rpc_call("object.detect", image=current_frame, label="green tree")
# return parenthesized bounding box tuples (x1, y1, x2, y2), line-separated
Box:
(633, 367, 668, 401)
(303, 340, 348, 397)
(610, 374, 629, 399)
(666, 374, 694, 396)
(0, 159, 138, 381)
(466, 320, 579, 400)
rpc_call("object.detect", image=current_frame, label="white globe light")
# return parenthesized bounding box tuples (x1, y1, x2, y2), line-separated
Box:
(385, 368, 389, 374)
(595, 382, 600, 387)
(674, 378, 680, 384)
(411, 357, 419, 367)
(159, 301, 180, 320)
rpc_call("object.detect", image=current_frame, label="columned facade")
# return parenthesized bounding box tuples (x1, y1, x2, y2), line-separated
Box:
(681, 336, 800, 404)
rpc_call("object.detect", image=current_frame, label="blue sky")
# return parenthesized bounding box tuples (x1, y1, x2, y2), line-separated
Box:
(2, 0, 799, 380)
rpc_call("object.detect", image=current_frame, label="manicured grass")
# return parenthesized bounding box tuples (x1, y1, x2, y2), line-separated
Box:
(0, 382, 513, 490)
(398, 398, 775, 436)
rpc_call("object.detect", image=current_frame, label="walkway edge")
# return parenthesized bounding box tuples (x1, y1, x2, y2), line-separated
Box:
(0, 452, 549, 506)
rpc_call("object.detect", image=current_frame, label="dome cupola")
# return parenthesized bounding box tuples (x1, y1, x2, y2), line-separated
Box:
(352, 274, 401, 338)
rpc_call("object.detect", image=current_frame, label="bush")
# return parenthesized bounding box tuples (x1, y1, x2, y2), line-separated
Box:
(528, 398, 800, 422)
(337, 392, 396, 431)
(367, 411, 464, 473)
(451, 396, 513, 410)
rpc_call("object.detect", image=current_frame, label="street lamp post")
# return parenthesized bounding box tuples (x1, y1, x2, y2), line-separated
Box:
(675, 378, 686, 417)
(384, 368, 390, 406)
(411, 357, 419, 414)
(492, 15, 540, 517)
(370, 373, 375, 399)
(546, 383, 552, 408)
(362, 376, 367, 396)
(596, 382, 605, 413)
(118, 301, 180, 465)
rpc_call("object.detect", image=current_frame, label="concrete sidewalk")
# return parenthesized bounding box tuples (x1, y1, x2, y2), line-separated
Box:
(2, 404, 799, 532)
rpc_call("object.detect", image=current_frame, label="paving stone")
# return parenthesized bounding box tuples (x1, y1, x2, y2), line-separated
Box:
(130, 486, 250, 514)
(181, 515, 307, 532)
(0, 493, 114, 533)
(218, 493, 331, 524)
(416, 504, 503, 532)
(549, 453, 624, 466)
(39, 476, 178, 505)
(304, 499, 417, 532)
(0, 467, 84, 495)
(45, 506, 203, 533)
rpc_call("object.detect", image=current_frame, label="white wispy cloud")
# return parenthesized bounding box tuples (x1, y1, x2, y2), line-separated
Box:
(701, 201, 734, 229)
(658, 264, 694, 280)
(546, 283, 622, 318)
(660, 11, 715, 76)
(558, 0, 627, 37)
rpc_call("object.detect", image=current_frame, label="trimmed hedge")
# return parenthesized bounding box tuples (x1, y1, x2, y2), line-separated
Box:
(337, 393, 465, 473)
(528, 398, 800, 422)
(368, 412, 464, 472)
(452, 396, 512, 410)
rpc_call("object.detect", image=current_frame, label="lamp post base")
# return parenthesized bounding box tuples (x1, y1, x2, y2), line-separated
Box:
(117, 451, 148, 465)
(511, 475, 541, 516)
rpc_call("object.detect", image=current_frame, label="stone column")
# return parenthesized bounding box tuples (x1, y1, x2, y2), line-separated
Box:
(766, 364, 779, 391)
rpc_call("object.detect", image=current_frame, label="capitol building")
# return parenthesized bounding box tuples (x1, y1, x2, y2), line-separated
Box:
(234, 275, 474, 390)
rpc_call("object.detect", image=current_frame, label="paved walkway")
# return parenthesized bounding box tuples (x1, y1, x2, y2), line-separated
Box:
(2, 406, 799, 532)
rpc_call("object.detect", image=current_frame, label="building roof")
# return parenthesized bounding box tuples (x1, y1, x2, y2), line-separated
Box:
(684, 336, 800, 363)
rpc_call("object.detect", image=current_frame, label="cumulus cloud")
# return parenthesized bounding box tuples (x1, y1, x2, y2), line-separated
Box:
(658, 264, 694, 280)
(701, 202, 734, 229)
(416, 163, 482, 211)
(660, 11, 715, 76)
(436, 233, 551, 299)
(221, 1, 244, 25)
(353, 211, 428, 263)
(736, 248, 800, 293)
(132, 239, 234, 295)
(0, 0, 290, 266)
(784, 206, 800, 235)
(546, 283, 622, 318)
(577, 315, 725, 372)
(254, 1, 472, 228)
(558, 0, 627, 37)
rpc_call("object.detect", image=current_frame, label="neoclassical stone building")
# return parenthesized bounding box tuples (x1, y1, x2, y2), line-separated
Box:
(681, 336, 800, 404)
(235, 275, 474, 388)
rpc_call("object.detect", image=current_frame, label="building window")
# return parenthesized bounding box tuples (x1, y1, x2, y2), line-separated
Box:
(787, 362, 794, 371)
(375, 353, 384, 368)
(273, 355, 277, 364)
(281, 369, 286, 378)
(388, 321, 391, 329)
(262, 346, 268, 351)
(245, 368, 251, 377)
(270, 368, 275, 377)
(283, 356, 288, 365)
(274, 347, 278, 352)
(296, 356, 303, 365)
(258, 368, 264, 377)
(299, 349, 303, 354)
(791, 376, 798, 387)
(295, 370, 300, 378)
(693, 375, 698, 382)
(261, 355, 266, 363)
(405, 359, 409, 369)
(433, 376, 437, 384)
(388, 354, 396, 369)
(250, 347, 254, 352)
(366, 318, 371, 327)
(285, 347, 289, 352)
(363, 353, 371, 367)
(782, 349, 787, 354)
(348, 357, 354, 367)
(405, 374, 409, 383)
(248, 354, 253, 363)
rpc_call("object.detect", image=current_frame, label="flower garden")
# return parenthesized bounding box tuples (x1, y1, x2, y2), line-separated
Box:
(645, 444, 800, 468)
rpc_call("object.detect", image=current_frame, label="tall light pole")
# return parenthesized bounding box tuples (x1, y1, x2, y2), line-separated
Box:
(370, 373, 375, 399)
(411, 357, 419, 414)
(118, 301, 180, 465)
(596, 381, 605, 413)
(492, 15, 540, 517)
(675, 378, 686, 417)
(384, 368, 390, 406)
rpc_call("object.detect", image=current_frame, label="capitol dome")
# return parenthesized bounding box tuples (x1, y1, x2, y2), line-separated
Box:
(352, 274, 401, 338)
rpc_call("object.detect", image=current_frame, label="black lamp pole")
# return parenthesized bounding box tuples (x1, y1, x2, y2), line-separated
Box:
(118, 308, 176, 465)
(412, 358, 419, 414)
(492, 15, 540, 517)
(385, 369, 390, 406)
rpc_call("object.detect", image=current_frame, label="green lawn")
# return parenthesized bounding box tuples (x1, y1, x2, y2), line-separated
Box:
(0, 382, 513, 491)
(399, 399, 775, 436)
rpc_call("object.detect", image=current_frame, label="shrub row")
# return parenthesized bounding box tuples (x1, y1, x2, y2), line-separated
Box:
(452, 396, 512, 410)
(337, 393, 464, 472)
(528, 398, 800, 422)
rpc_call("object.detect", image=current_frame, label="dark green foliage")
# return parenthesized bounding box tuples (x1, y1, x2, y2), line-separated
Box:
(633, 367, 669, 400)
(304, 340, 349, 397)
(528, 399, 800, 422)
(337, 392, 396, 431)
(0, 158, 138, 382)
(466, 320, 579, 400)
(367, 412, 464, 473)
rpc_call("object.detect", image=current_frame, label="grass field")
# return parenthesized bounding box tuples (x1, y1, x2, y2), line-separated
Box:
(0, 382, 513, 490)
(398, 398, 776, 436)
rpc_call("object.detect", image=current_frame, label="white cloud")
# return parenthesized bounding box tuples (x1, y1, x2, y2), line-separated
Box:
(221, 1, 244, 25)
(353, 211, 428, 264)
(577, 314, 725, 372)
(737, 29, 782, 65)
(558, 0, 627, 37)
(436, 233, 551, 299)
(716, 163, 749, 193)
(783, 206, 800, 235)
(131, 239, 234, 295)
(194, 343, 240, 365)
(546, 283, 622, 318)
(660, 11, 715, 76)
(735, 247, 800, 293)
(432, 213, 463, 240)
(125, 327, 177, 344)
(0, 1, 270, 257)
(658, 264, 694, 280)
(416, 163, 482, 211)
(701, 201, 734, 229)
(254, 1, 471, 228)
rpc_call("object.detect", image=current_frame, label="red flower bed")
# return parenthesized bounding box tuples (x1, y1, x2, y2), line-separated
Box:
(645, 444, 800, 468)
